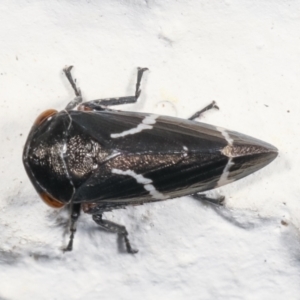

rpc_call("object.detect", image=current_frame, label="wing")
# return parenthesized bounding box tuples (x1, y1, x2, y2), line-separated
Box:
(68, 110, 229, 203)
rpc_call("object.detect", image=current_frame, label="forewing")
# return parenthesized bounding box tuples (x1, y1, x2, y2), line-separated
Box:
(69, 110, 228, 203)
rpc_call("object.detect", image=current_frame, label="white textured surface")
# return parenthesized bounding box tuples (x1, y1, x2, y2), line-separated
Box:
(1, 1, 300, 299)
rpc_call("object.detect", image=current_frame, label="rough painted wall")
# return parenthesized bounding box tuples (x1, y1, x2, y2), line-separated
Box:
(1, 1, 299, 299)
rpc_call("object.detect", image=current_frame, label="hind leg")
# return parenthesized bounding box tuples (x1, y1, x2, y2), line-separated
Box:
(92, 214, 138, 254)
(188, 101, 219, 121)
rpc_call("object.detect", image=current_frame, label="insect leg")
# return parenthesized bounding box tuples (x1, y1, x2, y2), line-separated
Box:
(92, 214, 138, 254)
(188, 101, 219, 120)
(79, 67, 148, 111)
(63, 66, 83, 110)
(79, 96, 137, 111)
(135, 67, 149, 99)
(192, 193, 225, 206)
(63, 66, 81, 97)
(63, 203, 81, 252)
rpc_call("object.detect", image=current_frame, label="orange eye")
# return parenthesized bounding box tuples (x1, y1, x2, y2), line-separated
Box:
(34, 109, 58, 126)
(40, 192, 64, 208)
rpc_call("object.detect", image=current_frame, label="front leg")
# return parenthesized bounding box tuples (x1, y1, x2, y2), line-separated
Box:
(63, 66, 84, 110)
(64, 203, 82, 252)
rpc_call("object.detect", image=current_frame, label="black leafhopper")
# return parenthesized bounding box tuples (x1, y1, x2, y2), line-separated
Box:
(23, 66, 278, 253)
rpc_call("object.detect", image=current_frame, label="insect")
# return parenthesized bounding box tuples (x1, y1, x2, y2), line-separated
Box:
(23, 66, 278, 253)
